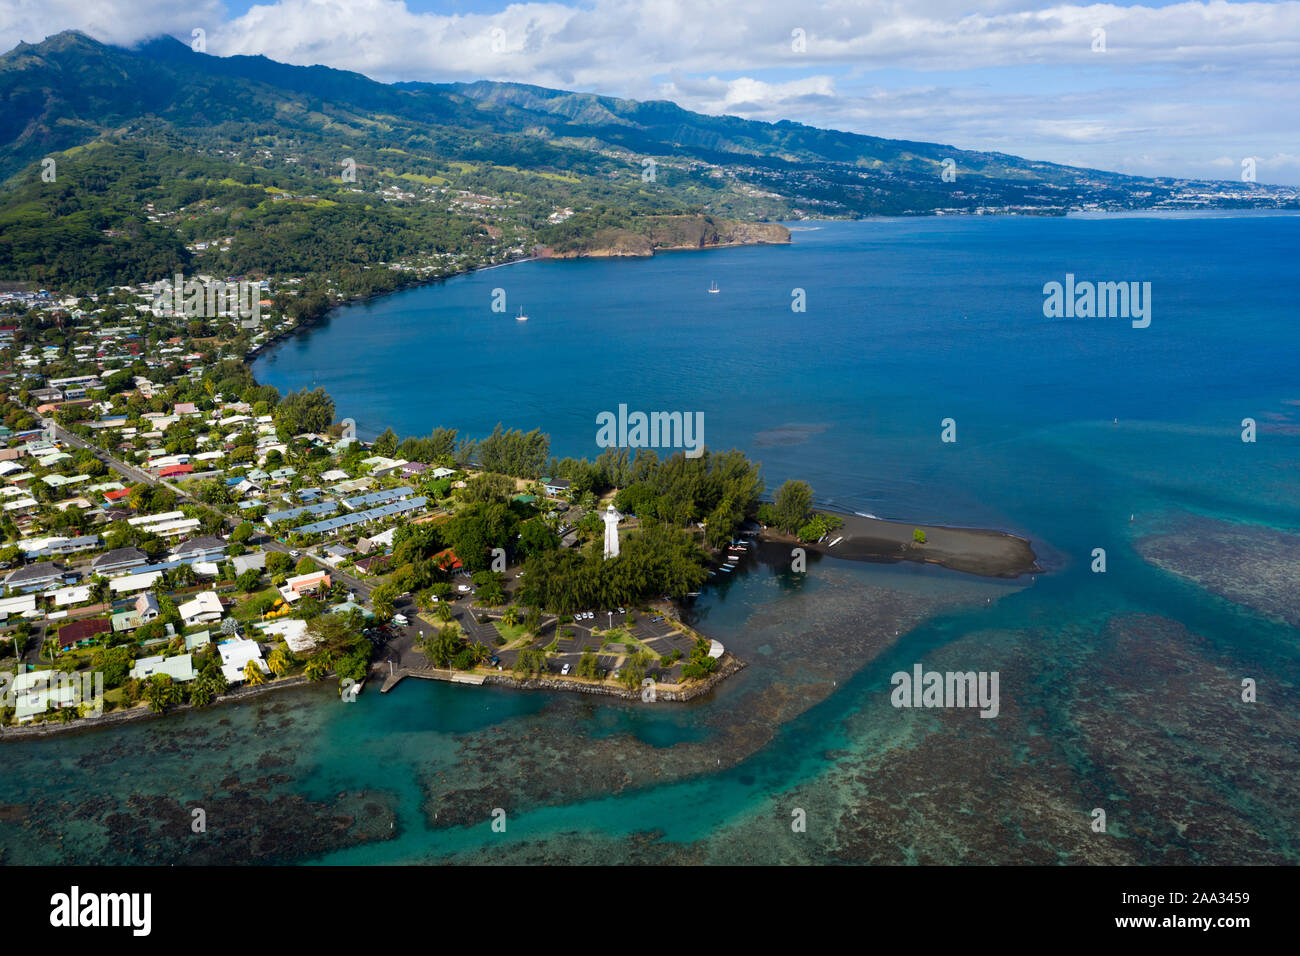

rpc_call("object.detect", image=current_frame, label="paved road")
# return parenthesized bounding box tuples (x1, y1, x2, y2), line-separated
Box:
(41, 417, 194, 501)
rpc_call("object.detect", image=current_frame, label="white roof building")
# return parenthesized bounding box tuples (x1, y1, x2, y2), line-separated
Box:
(110, 571, 163, 594)
(219, 638, 268, 684)
(260, 618, 316, 654)
(178, 590, 223, 625)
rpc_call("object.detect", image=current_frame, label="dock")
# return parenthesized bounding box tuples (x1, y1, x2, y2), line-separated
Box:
(379, 666, 487, 693)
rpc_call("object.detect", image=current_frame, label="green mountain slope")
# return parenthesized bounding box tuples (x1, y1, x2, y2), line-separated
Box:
(0, 31, 1292, 293)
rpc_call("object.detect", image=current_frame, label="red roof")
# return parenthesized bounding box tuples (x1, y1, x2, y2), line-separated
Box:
(158, 464, 193, 477)
(59, 617, 111, 646)
(433, 547, 462, 571)
(103, 488, 130, 501)
(353, 554, 391, 574)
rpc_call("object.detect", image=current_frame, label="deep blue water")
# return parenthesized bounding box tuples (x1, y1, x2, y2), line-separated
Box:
(255, 213, 1300, 531)
(1, 214, 1296, 865)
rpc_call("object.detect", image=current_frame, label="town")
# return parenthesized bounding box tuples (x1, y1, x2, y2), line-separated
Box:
(0, 280, 744, 730)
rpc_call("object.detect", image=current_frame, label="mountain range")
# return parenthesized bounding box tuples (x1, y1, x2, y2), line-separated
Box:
(0, 31, 1293, 293)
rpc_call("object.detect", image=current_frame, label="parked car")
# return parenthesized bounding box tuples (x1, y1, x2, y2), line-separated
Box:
(392, 613, 408, 626)
(561, 664, 571, 676)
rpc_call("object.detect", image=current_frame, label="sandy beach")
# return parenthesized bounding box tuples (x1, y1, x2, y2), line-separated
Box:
(762, 511, 1042, 578)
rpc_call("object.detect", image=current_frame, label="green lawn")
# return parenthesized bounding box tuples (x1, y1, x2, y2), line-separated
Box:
(232, 587, 281, 622)
(494, 621, 530, 647)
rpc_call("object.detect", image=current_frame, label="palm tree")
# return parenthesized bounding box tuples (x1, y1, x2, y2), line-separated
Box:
(143, 675, 179, 713)
(304, 655, 330, 682)
(501, 606, 520, 628)
(243, 660, 266, 685)
(89, 575, 111, 607)
(190, 679, 216, 707)
(267, 645, 291, 677)
(172, 562, 197, 588)
(435, 602, 454, 624)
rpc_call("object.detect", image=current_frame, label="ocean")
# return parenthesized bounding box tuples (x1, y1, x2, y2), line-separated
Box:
(2, 213, 1296, 864)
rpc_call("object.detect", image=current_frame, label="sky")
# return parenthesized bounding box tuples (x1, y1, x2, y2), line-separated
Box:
(2, 0, 1298, 184)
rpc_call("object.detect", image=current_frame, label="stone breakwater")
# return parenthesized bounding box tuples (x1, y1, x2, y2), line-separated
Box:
(0, 675, 315, 742)
(481, 654, 746, 702)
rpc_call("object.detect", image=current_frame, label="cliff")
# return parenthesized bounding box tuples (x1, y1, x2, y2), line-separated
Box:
(541, 214, 790, 259)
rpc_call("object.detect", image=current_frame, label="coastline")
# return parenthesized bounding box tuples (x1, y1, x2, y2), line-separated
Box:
(243, 254, 543, 362)
(5, 225, 1039, 742)
(246, 228, 789, 363)
(762, 510, 1042, 578)
(0, 675, 319, 742)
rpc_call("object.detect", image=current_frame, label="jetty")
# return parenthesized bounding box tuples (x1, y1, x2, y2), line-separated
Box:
(379, 666, 487, 693)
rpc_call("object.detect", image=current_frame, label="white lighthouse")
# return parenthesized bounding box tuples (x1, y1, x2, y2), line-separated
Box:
(602, 503, 622, 559)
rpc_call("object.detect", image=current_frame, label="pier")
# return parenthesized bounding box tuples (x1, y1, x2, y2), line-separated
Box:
(379, 666, 486, 693)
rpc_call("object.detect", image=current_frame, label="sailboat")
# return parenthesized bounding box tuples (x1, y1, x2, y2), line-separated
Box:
(708, 281, 720, 294)
(515, 306, 528, 321)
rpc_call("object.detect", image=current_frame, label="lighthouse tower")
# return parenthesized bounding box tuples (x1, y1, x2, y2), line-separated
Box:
(602, 504, 622, 559)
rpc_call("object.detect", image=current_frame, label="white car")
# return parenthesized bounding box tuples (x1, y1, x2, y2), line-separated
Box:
(561, 664, 571, 676)
(392, 614, 408, 626)
(457, 585, 471, 593)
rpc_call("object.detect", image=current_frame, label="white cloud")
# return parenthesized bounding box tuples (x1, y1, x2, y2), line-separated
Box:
(0, 0, 225, 50)
(2, 0, 1298, 182)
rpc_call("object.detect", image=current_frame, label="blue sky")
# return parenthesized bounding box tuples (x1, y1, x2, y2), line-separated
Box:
(4, 0, 1298, 183)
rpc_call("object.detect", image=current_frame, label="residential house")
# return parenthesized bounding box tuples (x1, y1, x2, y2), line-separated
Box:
(91, 546, 149, 577)
(56, 617, 111, 650)
(170, 535, 228, 562)
(4, 562, 66, 593)
(178, 590, 224, 626)
(230, 552, 267, 576)
(111, 591, 161, 632)
(130, 654, 196, 682)
(356, 527, 396, 553)
(219, 638, 268, 684)
(284, 570, 329, 596)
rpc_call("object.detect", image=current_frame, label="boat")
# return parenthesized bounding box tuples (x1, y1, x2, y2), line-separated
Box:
(515, 306, 528, 321)
(708, 281, 720, 294)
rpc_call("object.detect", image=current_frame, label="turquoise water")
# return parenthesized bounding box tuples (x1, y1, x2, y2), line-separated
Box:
(2, 214, 1297, 864)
